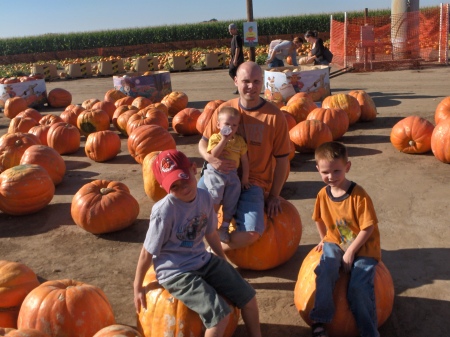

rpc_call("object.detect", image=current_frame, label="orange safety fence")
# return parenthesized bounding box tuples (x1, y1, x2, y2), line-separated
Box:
(330, 5, 449, 71)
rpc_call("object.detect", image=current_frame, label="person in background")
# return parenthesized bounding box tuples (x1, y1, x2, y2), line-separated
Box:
(266, 37, 303, 68)
(303, 30, 330, 65)
(228, 23, 244, 94)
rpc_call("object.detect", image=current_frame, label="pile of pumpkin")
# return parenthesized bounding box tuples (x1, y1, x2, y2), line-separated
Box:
(390, 96, 450, 163)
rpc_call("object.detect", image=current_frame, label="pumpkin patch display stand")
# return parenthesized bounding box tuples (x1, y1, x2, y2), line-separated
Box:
(294, 248, 394, 337)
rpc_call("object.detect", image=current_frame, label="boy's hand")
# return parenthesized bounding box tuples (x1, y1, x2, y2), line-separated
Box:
(134, 287, 147, 314)
(241, 179, 250, 190)
(314, 240, 324, 252)
(342, 250, 355, 273)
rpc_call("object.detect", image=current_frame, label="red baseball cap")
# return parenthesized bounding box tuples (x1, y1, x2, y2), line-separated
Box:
(152, 149, 191, 193)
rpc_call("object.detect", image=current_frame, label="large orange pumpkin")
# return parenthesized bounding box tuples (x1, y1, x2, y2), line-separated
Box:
(142, 151, 167, 202)
(28, 125, 50, 146)
(46, 122, 81, 155)
(71, 180, 140, 234)
(82, 98, 100, 110)
(287, 92, 314, 105)
(283, 112, 297, 131)
(0, 261, 40, 329)
(114, 96, 134, 108)
(294, 248, 394, 337)
(0, 132, 41, 173)
(161, 91, 189, 117)
(85, 130, 121, 162)
(92, 100, 117, 121)
(306, 107, 349, 140)
(127, 124, 176, 164)
(147, 102, 169, 117)
(289, 120, 333, 153)
(223, 198, 302, 270)
(434, 96, 450, 125)
(281, 97, 317, 123)
(431, 118, 450, 163)
(348, 89, 377, 122)
(16, 108, 42, 122)
(47, 88, 72, 108)
(17, 279, 115, 337)
(104, 89, 126, 103)
(20, 145, 66, 185)
(322, 94, 361, 125)
(112, 105, 138, 131)
(196, 100, 225, 134)
(126, 107, 169, 135)
(77, 108, 111, 137)
(390, 116, 435, 154)
(4, 97, 28, 119)
(132, 96, 153, 110)
(38, 114, 63, 126)
(8, 117, 39, 134)
(93, 325, 143, 337)
(172, 108, 202, 135)
(137, 266, 239, 337)
(0, 328, 51, 337)
(0, 164, 54, 215)
(116, 109, 139, 136)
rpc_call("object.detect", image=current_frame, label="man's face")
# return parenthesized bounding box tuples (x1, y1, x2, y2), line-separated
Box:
(235, 65, 263, 103)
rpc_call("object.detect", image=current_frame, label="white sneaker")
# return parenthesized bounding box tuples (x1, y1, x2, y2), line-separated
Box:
(218, 227, 230, 243)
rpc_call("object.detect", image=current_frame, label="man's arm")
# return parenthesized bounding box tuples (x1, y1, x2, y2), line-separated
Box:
(265, 155, 289, 218)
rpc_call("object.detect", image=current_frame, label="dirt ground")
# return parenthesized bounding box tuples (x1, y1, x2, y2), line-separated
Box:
(1, 64, 450, 337)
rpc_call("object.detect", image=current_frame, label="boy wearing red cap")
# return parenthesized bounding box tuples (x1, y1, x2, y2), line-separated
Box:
(133, 149, 261, 337)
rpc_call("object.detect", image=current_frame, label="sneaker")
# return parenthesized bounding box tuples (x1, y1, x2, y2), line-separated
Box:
(218, 227, 230, 243)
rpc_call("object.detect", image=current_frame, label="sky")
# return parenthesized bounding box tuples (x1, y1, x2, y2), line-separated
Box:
(0, 0, 445, 39)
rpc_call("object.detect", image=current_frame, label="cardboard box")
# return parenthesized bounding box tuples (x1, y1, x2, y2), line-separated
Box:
(0, 79, 47, 107)
(264, 65, 331, 102)
(31, 64, 58, 80)
(65, 63, 92, 78)
(98, 60, 125, 76)
(134, 56, 160, 72)
(168, 55, 192, 71)
(113, 71, 172, 103)
(200, 53, 224, 69)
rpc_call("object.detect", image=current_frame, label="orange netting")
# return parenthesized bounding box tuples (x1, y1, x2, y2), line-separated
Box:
(330, 5, 449, 71)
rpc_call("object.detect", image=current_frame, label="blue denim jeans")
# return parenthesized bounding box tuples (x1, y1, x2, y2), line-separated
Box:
(268, 58, 284, 68)
(309, 242, 379, 337)
(198, 176, 265, 235)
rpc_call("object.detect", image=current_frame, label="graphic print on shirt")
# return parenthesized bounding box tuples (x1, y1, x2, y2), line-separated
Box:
(336, 218, 356, 251)
(245, 124, 264, 146)
(176, 212, 208, 248)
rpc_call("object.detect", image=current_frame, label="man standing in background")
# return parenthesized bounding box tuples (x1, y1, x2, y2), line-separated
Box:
(228, 23, 244, 94)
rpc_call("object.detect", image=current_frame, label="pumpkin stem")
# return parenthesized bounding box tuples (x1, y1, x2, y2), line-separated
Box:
(408, 140, 416, 147)
(100, 187, 115, 195)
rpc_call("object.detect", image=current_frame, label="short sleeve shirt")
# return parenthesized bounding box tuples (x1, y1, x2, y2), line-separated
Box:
(207, 133, 247, 167)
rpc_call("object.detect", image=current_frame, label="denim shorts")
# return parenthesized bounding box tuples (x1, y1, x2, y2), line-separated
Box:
(198, 176, 265, 235)
(161, 255, 256, 329)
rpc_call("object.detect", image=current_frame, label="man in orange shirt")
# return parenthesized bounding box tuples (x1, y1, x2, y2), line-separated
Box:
(198, 61, 291, 251)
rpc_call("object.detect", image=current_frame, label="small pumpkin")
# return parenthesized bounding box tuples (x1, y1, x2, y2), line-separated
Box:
(92, 100, 117, 121)
(77, 108, 111, 137)
(306, 107, 349, 140)
(126, 107, 169, 135)
(114, 96, 134, 108)
(223, 198, 302, 270)
(47, 122, 81, 155)
(434, 96, 450, 125)
(322, 94, 361, 125)
(348, 89, 377, 122)
(431, 118, 450, 163)
(287, 92, 314, 105)
(0, 261, 40, 329)
(85, 130, 121, 162)
(0, 132, 41, 173)
(390, 116, 435, 154)
(142, 151, 167, 202)
(132, 96, 153, 110)
(161, 91, 189, 117)
(38, 114, 63, 126)
(116, 109, 139, 136)
(196, 100, 226, 134)
(283, 112, 297, 131)
(137, 266, 239, 337)
(81, 98, 100, 110)
(289, 119, 333, 153)
(127, 124, 176, 164)
(47, 88, 72, 108)
(16, 108, 42, 122)
(28, 125, 50, 146)
(4, 97, 28, 119)
(71, 180, 140, 234)
(294, 248, 394, 337)
(60, 105, 85, 126)
(93, 325, 143, 337)
(20, 145, 66, 185)
(0, 164, 55, 215)
(17, 279, 115, 337)
(172, 108, 202, 135)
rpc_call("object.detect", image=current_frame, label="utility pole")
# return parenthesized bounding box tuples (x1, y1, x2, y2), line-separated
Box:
(246, 0, 256, 61)
(391, 0, 420, 59)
